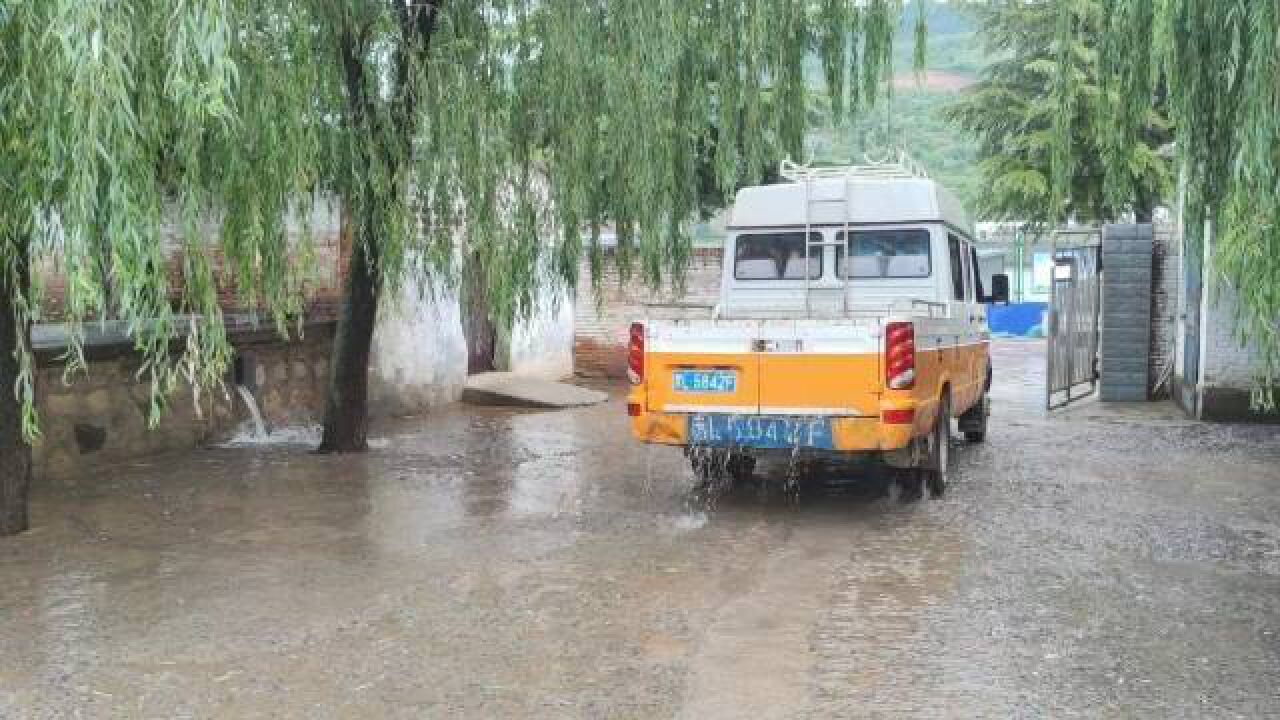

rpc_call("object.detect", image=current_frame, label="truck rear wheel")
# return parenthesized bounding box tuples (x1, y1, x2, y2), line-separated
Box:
(898, 393, 951, 500)
(959, 394, 989, 444)
(924, 394, 952, 497)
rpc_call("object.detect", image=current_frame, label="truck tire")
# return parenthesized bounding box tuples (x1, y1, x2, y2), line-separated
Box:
(959, 394, 989, 444)
(918, 393, 952, 498)
(896, 393, 951, 501)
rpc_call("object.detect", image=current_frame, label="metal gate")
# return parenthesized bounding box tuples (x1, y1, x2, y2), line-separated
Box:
(1047, 245, 1102, 409)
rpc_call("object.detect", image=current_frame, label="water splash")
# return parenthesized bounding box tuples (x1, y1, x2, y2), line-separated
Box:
(685, 444, 739, 511)
(235, 385, 267, 439)
(666, 511, 709, 532)
(219, 423, 391, 449)
(220, 423, 322, 448)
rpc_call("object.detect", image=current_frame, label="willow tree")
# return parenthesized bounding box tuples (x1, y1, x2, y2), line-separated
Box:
(1, 0, 918, 534)
(947, 0, 1171, 228)
(1064, 1, 1280, 407)
(309, 0, 920, 452)
(0, 1, 322, 535)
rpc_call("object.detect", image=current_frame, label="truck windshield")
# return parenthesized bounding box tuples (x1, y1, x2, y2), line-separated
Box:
(836, 229, 931, 278)
(734, 232, 821, 280)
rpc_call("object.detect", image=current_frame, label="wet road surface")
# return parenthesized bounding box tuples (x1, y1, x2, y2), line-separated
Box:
(3, 341, 1280, 718)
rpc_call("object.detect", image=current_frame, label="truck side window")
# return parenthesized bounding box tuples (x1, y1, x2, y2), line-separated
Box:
(835, 229, 931, 278)
(948, 233, 965, 301)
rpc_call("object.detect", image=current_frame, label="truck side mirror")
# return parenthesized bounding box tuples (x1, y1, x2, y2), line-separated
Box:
(987, 274, 1010, 305)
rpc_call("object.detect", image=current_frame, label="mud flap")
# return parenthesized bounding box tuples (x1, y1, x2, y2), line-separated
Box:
(881, 435, 926, 469)
(958, 396, 989, 434)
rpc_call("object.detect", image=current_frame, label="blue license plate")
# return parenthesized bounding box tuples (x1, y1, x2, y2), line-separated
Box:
(688, 415, 834, 450)
(673, 370, 737, 394)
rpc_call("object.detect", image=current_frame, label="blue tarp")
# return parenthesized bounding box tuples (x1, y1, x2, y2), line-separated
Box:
(988, 302, 1047, 338)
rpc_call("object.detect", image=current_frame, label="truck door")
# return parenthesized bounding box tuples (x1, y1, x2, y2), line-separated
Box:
(948, 233, 978, 408)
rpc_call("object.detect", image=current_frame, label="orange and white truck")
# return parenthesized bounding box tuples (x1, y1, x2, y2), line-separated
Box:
(627, 158, 1009, 496)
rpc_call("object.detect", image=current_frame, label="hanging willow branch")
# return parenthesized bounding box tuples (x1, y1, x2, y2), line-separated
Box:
(1, 0, 920, 439)
(1078, 0, 1280, 409)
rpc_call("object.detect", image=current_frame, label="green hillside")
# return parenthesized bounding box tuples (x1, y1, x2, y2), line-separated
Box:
(697, 5, 988, 243)
(809, 4, 986, 213)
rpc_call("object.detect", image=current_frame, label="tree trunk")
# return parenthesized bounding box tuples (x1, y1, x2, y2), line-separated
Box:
(1134, 200, 1154, 224)
(318, 2, 440, 453)
(1, 238, 32, 536)
(462, 268, 497, 374)
(318, 218, 380, 454)
(1133, 185, 1156, 224)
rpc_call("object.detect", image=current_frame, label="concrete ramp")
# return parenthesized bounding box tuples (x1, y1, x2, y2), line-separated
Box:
(462, 372, 609, 409)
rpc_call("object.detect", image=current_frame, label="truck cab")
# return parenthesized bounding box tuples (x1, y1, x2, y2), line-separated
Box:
(627, 159, 1008, 496)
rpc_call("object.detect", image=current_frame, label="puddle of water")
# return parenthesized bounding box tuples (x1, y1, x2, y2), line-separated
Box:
(666, 511, 709, 532)
(218, 425, 391, 450)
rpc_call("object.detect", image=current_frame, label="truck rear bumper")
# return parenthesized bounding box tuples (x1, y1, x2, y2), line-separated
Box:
(629, 409, 916, 452)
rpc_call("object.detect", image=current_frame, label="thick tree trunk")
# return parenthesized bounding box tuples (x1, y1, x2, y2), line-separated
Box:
(1134, 186, 1155, 224)
(1, 238, 32, 536)
(318, 220, 381, 454)
(317, 2, 440, 453)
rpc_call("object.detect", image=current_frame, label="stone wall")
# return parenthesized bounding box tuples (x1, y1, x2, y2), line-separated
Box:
(33, 326, 334, 480)
(573, 247, 723, 378)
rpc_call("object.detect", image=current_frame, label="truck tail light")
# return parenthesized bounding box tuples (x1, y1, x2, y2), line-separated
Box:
(882, 408, 915, 424)
(885, 321, 915, 390)
(627, 322, 645, 385)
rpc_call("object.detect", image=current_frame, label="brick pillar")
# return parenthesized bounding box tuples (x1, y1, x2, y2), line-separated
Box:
(1100, 224, 1154, 401)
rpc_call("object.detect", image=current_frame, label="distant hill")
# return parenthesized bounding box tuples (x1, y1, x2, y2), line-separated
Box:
(807, 4, 986, 212)
(697, 3, 988, 241)
(901, 3, 978, 36)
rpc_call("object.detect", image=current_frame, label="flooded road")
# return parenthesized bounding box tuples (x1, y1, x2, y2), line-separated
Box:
(3, 341, 1280, 717)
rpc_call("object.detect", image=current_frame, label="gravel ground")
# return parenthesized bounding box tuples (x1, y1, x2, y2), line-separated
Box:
(2, 340, 1279, 718)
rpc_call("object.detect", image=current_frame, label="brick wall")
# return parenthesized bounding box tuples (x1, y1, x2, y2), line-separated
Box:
(1201, 281, 1263, 389)
(1149, 223, 1180, 397)
(1099, 222, 1180, 401)
(1101, 225, 1154, 401)
(1188, 245, 1276, 421)
(34, 202, 346, 324)
(573, 247, 723, 378)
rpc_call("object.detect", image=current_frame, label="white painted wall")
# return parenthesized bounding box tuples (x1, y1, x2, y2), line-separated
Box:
(369, 276, 469, 417)
(370, 273, 575, 417)
(506, 283, 574, 379)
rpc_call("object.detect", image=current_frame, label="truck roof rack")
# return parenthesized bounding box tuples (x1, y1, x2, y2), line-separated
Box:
(779, 152, 930, 318)
(778, 151, 930, 183)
